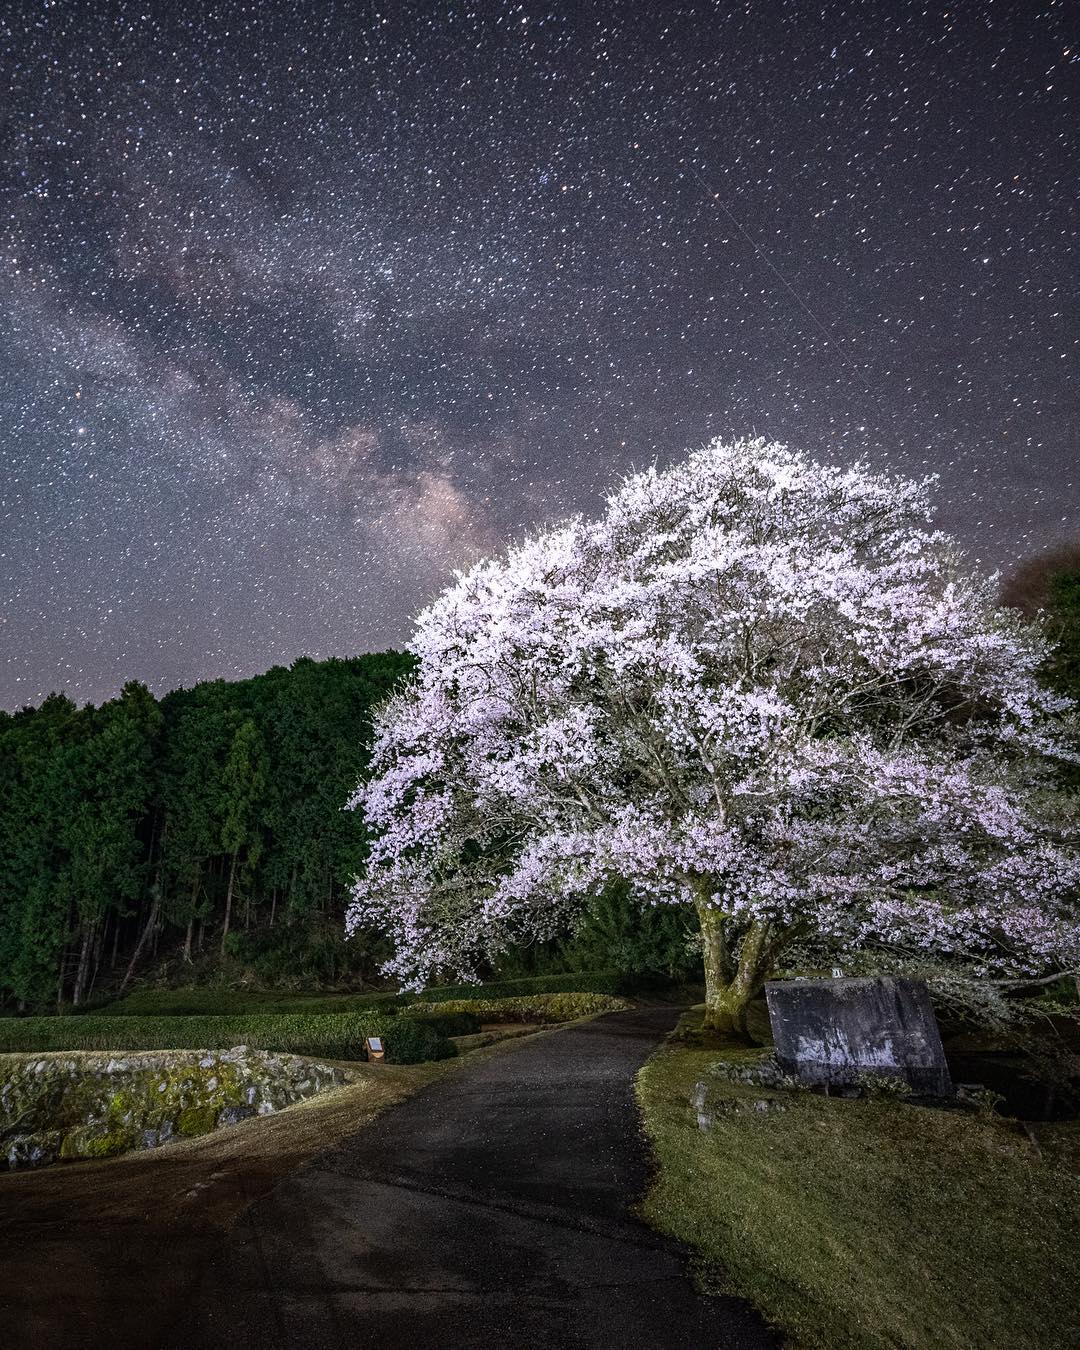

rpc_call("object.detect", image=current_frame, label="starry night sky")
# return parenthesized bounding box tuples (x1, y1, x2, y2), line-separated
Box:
(1, 1, 1077, 709)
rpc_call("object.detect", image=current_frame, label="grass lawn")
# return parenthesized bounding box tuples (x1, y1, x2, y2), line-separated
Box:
(636, 1010, 1080, 1350)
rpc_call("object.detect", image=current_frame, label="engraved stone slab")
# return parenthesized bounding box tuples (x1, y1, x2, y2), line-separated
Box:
(764, 976, 953, 1096)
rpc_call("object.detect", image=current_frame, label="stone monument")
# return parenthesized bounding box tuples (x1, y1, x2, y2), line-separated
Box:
(764, 976, 953, 1096)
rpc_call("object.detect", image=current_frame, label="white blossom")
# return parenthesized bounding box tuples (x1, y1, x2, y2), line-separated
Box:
(347, 438, 1080, 990)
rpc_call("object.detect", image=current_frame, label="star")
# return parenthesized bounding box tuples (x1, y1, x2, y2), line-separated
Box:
(0, 0, 1076, 708)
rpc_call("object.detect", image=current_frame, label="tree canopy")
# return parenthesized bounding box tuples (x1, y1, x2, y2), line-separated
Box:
(348, 439, 1080, 1034)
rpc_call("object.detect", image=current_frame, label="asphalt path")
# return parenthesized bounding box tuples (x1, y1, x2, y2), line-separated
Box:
(175, 1008, 780, 1349)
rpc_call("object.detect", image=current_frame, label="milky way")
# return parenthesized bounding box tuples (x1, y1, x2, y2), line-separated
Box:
(1, 1, 1077, 708)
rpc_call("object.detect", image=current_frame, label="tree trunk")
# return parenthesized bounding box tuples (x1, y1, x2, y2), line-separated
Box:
(120, 888, 160, 993)
(57, 896, 76, 1010)
(695, 890, 782, 1043)
(87, 916, 106, 1000)
(269, 888, 277, 927)
(221, 850, 238, 955)
(698, 899, 734, 1020)
(706, 944, 766, 1041)
(72, 923, 94, 1007)
(183, 873, 199, 963)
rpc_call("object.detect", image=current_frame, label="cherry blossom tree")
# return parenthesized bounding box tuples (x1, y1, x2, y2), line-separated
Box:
(347, 439, 1080, 1037)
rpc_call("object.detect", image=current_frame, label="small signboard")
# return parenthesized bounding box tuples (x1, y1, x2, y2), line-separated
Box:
(364, 1036, 385, 1063)
(765, 977, 953, 1096)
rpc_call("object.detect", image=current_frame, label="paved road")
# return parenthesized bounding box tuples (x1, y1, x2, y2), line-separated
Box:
(176, 1008, 780, 1349)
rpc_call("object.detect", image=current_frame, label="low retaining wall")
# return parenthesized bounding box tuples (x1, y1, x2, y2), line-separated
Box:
(1, 1047, 356, 1169)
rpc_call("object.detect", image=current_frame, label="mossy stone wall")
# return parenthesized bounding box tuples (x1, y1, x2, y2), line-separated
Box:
(1, 1047, 355, 1169)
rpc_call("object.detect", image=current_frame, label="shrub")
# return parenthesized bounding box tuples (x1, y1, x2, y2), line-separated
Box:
(855, 1072, 913, 1103)
(98, 970, 627, 1018)
(958, 1085, 1007, 1117)
(379, 1018, 457, 1064)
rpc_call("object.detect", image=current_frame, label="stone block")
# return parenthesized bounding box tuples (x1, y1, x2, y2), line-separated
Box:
(764, 976, 953, 1097)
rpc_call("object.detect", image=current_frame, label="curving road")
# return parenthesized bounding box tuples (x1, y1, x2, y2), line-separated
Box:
(176, 1008, 780, 1349)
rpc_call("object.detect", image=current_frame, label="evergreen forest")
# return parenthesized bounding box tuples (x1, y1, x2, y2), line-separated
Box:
(0, 652, 412, 1010)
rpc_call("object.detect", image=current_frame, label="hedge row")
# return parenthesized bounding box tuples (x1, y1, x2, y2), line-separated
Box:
(95, 970, 627, 1019)
(0, 1012, 454, 1064)
(408, 992, 629, 1025)
(95, 988, 402, 1018)
(397, 970, 626, 1005)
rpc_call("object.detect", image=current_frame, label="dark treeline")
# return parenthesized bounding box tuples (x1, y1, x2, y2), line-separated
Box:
(0, 653, 413, 1010)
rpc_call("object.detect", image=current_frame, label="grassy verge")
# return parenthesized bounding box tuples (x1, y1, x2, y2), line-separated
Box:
(0, 1012, 452, 1064)
(636, 1010, 1080, 1350)
(93, 969, 626, 1017)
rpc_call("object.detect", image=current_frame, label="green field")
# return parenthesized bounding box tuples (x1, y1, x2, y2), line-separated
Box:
(637, 1010, 1080, 1350)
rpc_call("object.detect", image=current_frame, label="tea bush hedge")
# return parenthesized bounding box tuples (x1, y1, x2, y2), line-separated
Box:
(407, 992, 629, 1024)
(97, 969, 627, 1019)
(0, 1012, 453, 1064)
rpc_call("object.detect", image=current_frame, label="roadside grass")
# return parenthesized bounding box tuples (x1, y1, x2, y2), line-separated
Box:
(94, 969, 626, 1017)
(636, 1009, 1080, 1350)
(0, 1012, 452, 1064)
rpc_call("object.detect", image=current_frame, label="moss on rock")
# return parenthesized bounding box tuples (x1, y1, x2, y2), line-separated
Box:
(1, 1048, 358, 1169)
(176, 1105, 218, 1137)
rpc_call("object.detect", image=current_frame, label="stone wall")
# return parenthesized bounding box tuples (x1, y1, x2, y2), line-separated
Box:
(1, 1047, 356, 1169)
